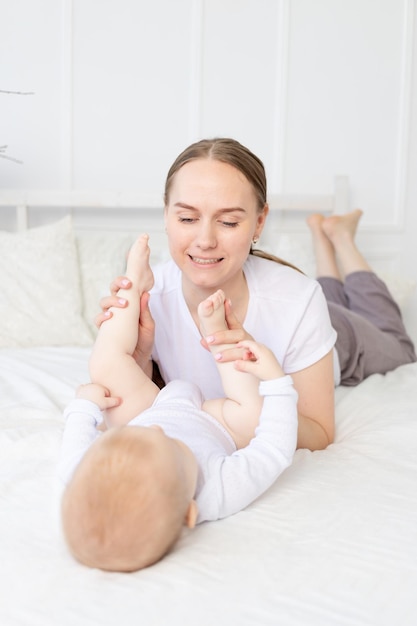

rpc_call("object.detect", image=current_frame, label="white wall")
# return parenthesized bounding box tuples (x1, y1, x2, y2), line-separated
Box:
(1, 0, 416, 340)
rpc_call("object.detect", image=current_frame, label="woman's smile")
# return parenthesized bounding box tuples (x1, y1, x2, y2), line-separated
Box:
(188, 255, 224, 265)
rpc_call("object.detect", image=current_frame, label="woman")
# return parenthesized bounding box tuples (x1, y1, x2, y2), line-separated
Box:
(98, 138, 336, 451)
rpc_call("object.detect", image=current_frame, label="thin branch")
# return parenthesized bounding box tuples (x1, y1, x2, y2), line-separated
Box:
(0, 145, 23, 164)
(0, 89, 34, 95)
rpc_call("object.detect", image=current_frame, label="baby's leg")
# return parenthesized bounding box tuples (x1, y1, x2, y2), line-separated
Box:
(89, 234, 159, 426)
(199, 290, 263, 449)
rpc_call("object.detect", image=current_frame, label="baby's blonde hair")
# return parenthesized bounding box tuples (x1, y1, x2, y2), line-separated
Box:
(62, 428, 189, 572)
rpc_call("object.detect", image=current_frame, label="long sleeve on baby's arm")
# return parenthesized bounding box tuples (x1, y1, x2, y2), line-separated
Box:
(57, 399, 103, 485)
(199, 375, 298, 522)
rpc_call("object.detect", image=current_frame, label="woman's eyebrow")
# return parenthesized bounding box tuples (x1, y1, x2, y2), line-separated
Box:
(173, 202, 246, 213)
(173, 202, 197, 210)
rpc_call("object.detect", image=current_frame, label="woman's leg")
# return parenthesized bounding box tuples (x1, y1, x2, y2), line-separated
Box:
(328, 301, 416, 385)
(320, 209, 372, 277)
(306, 213, 341, 280)
(318, 210, 412, 334)
(307, 213, 349, 307)
(308, 208, 404, 324)
(308, 210, 416, 384)
(307, 209, 371, 306)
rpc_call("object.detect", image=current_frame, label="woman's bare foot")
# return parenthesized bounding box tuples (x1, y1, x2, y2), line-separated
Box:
(320, 209, 371, 276)
(198, 289, 227, 338)
(125, 234, 154, 293)
(306, 209, 370, 278)
(321, 209, 363, 246)
(307, 213, 340, 279)
(306, 213, 326, 236)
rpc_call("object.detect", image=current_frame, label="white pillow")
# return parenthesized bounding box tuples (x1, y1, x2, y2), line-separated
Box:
(378, 272, 416, 311)
(0, 217, 94, 347)
(272, 233, 316, 276)
(76, 232, 135, 336)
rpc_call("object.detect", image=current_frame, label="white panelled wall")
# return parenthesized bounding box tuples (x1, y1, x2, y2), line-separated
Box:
(1, 0, 416, 340)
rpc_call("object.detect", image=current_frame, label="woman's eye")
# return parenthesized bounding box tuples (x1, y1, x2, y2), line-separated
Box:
(221, 221, 239, 228)
(178, 217, 196, 223)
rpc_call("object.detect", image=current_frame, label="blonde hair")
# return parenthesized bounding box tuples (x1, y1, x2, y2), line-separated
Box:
(62, 429, 189, 572)
(164, 137, 302, 273)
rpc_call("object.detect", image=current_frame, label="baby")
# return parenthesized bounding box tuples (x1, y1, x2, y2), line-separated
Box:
(59, 235, 298, 572)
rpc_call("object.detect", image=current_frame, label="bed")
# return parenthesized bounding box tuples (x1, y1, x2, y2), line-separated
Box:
(1, 182, 416, 626)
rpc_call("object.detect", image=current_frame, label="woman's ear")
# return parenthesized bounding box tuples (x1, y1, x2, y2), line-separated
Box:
(184, 500, 198, 529)
(255, 203, 269, 239)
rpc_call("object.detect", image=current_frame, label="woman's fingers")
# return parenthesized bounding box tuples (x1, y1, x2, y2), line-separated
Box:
(139, 292, 154, 331)
(109, 276, 132, 296)
(199, 300, 253, 351)
(94, 297, 124, 329)
(132, 292, 155, 368)
(223, 298, 243, 330)
(95, 292, 130, 329)
(94, 310, 112, 329)
(213, 345, 253, 363)
(206, 328, 248, 345)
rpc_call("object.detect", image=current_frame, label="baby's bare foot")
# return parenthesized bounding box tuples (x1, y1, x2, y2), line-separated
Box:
(198, 289, 227, 337)
(126, 234, 154, 293)
(322, 209, 363, 244)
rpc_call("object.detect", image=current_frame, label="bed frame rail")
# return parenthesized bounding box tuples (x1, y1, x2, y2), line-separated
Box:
(0, 176, 349, 232)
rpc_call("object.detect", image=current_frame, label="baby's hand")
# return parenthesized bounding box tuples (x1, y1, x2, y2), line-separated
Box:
(76, 383, 121, 410)
(233, 340, 285, 381)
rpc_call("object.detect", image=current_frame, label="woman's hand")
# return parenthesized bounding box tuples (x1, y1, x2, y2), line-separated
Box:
(95, 276, 132, 328)
(95, 278, 155, 371)
(200, 299, 254, 361)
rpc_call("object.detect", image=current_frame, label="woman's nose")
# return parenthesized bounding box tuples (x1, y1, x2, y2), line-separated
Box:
(196, 221, 217, 248)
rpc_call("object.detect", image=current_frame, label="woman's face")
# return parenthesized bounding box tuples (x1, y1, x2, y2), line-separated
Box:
(164, 159, 268, 293)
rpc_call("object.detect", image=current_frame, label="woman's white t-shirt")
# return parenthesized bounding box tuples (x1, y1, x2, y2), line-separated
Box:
(150, 254, 338, 399)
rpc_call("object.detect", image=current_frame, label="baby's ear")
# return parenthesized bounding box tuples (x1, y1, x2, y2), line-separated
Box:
(184, 500, 198, 528)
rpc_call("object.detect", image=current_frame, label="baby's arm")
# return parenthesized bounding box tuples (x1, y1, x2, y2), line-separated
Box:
(58, 398, 103, 485)
(57, 383, 121, 483)
(199, 375, 298, 522)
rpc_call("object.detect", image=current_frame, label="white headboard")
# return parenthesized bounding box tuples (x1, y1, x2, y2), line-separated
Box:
(0, 175, 349, 230)
(0, 177, 350, 263)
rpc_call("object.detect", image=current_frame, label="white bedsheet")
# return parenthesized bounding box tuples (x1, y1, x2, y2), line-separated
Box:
(0, 347, 416, 626)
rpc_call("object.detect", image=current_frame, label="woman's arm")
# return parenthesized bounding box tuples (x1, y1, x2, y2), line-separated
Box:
(290, 351, 335, 450)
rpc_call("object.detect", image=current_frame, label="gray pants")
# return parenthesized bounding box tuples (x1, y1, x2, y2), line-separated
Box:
(319, 272, 417, 386)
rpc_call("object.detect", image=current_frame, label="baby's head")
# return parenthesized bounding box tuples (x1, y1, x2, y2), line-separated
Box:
(62, 425, 198, 572)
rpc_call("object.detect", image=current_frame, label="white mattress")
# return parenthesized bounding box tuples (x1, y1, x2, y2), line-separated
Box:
(1, 347, 416, 626)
